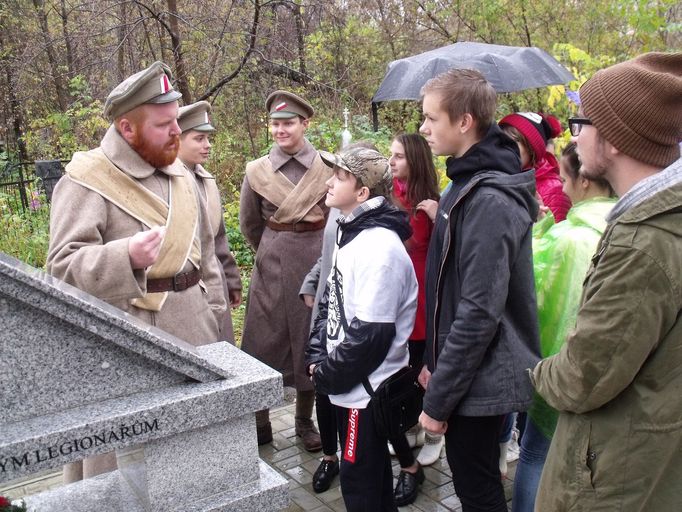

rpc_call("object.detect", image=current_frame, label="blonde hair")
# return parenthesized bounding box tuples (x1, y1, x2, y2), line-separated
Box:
(421, 69, 497, 137)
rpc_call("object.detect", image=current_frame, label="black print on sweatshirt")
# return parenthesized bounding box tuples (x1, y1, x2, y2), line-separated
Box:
(327, 265, 344, 345)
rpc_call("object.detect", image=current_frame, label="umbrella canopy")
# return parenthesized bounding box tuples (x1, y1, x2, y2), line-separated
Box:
(372, 42, 575, 103)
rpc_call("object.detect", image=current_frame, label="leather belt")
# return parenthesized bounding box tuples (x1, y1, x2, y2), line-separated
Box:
(266, 218, 326, 232)
(146, 268, 201, 293)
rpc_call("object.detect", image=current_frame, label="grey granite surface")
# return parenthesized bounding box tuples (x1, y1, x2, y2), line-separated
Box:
(0, 252, 229, 386)
(1, 252, 287, 509)
(118, 417, 259, 511)
(1, 361, 282, 482)
(24, 460, 288, 512)
(1, 295, 189, 424)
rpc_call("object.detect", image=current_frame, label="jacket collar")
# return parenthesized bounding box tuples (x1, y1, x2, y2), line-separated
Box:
(184, 162, 213, 179)
(269, 139, 316, 171)
(336, 197, 412, 249)
(609, 158, 682, 223)
(100, 124, 185, 179)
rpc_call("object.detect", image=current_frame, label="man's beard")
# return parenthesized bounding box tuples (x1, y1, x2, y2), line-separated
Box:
(578, 137, 610, 183)
(130, 130, 179, 169)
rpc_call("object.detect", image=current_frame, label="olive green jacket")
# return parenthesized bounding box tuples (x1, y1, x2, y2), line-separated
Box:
(532, 172, 682, 511)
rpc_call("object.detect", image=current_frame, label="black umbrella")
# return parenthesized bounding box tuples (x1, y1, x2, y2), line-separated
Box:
(371, 42, 575, 128)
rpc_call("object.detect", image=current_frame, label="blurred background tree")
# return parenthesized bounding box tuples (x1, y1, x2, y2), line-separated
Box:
(0, 0, 679, 272)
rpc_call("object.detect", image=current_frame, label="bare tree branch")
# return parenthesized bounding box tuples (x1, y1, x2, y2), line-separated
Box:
(197, 0, 261, 102)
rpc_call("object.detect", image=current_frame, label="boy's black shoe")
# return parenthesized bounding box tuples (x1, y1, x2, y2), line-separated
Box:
(312, 458, 339, 493)
(394, 464, 425, 506)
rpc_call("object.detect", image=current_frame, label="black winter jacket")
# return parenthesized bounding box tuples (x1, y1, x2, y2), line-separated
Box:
(423, 125, 541, 421)
(305, 200, 412, 396)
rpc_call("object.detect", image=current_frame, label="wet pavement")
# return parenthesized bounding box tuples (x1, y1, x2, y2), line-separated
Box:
(0, 392, 517, 511)
(261, 393, 516, 511)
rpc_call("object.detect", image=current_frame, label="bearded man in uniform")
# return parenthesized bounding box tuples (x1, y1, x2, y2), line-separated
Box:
(48, 61, 226, 481)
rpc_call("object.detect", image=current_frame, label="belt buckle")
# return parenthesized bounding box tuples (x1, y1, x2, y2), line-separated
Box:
(172, 273, 184, 292)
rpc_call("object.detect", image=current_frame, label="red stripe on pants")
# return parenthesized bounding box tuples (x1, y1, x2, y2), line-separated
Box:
(344, 408, 360, 463)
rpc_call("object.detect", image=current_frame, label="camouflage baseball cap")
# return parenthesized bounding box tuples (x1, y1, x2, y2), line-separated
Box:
(104, 61, 182, 120)
(319, 147, 393, 197)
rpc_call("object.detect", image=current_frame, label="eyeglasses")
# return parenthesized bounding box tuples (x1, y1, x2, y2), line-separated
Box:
(568, 117, 592, 136)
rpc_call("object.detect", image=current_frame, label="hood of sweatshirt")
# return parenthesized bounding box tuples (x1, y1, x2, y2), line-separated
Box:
(445, 124, 538, 220)
(337, 197, 412, 249)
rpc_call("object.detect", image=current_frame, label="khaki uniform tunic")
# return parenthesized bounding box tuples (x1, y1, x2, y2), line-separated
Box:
(47, 125, 227, 346)
(189, 164, 242, 342)
(239, 140, 327, 391)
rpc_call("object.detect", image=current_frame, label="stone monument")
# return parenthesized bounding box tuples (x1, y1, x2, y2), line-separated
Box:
(0, 252, 288, 511)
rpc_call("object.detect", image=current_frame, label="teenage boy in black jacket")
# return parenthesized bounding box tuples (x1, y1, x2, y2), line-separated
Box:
(417, 69, 541, 512)
(306, 147, 418, 511)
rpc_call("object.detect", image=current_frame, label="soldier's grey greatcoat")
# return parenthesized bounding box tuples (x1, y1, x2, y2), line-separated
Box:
(239, 140, 329, 391)
(190, 163, 242, 342)
(47, 125, 227, 346)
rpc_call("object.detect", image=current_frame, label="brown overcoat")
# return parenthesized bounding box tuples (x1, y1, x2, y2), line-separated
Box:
(47, 125, 227, 346)
(190, 164, 242, 342)
(239, 140, 329, 391)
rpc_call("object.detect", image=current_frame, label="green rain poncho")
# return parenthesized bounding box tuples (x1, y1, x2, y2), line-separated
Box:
(529, 196, 617, 439)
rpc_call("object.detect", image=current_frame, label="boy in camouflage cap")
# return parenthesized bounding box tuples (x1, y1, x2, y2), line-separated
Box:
(319, 146, 394, 201)
(306, 145, 418, 510)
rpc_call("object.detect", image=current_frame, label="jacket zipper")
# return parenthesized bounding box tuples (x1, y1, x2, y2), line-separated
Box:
(430, 178, 483, 369)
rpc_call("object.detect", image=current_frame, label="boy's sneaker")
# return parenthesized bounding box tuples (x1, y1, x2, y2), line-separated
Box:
(499, 441, 509, 478)
(416, 432, 444, 466)
(312, 458, 339, 493)
(389, 425, 423, 455)
(506, 428, 520, 462)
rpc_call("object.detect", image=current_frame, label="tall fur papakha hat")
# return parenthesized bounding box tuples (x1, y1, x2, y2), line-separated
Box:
(178, 101, 215, 133)
(265, 90, 314, 119)
(104, 61, 182, 121)
(320, 147, 393, 198)
(579, 52, 682, 168)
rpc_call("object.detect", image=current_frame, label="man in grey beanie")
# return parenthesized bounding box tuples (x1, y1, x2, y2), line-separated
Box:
(532, 52, 682, 511)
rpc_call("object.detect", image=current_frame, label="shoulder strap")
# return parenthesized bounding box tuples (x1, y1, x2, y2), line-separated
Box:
(66, 148, 200, 311)
(245, 154, 331, 224)
(245, 156, 295, 208)
(274, 153, 332, 223)
(67, 148, 169, 226)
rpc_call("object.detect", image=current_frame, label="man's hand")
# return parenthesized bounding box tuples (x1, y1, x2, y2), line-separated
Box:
(308, 363, 317, 381)
(229, 289, 242, 309)
(419, 411, 447, 435)
(129, 226, 166, 270)
(303, 294, 315, 308)
(418, 365, 432, 390)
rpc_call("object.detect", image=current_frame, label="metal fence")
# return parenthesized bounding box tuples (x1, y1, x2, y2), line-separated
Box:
(0, 160, 67, 213)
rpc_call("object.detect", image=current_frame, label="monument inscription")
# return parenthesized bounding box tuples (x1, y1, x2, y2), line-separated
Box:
(0, 418, 160, 473)
(1, 252, 288, 511)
